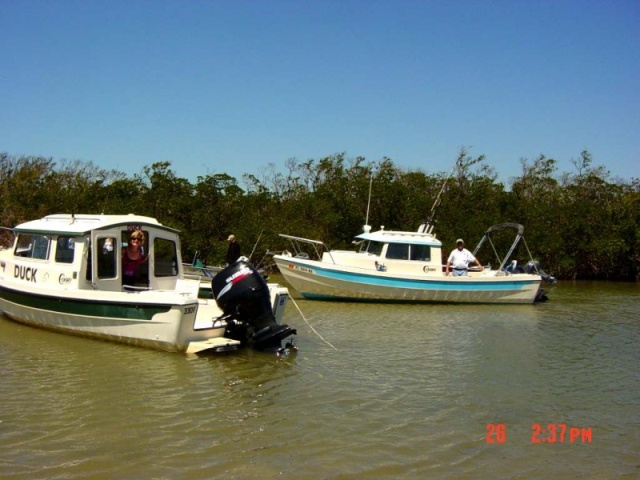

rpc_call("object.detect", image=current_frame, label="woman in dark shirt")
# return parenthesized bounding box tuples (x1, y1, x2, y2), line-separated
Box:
(122, 230, 148, 286)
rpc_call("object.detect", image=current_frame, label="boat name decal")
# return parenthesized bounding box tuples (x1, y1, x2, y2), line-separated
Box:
(423, 266, 438, 272)
(216, 267, 253, 300)
(289, 264, 314, 274)
(58, 274, 72, 285)
(225, 267, 252, 284)
(287, 263, 313, 273)
(14, 265, 37, 282)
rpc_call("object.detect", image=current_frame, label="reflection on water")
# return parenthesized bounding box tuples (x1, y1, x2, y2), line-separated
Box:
(0, 281, 638, 479)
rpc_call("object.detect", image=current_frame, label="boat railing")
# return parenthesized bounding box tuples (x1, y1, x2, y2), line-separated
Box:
(182, 264, 220, 279)
(278, 234, 336, 264)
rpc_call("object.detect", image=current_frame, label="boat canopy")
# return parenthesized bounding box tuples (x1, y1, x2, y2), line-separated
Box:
(472, 223, 529, 271)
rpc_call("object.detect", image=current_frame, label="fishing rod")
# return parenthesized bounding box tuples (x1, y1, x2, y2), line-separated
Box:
(248, 229, 264, 262)
(422, 166, 455, 233)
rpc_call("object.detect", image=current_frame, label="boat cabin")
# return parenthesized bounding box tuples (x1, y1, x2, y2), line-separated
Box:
(349, 227, 444, 274)
(5, 214, 182, 292)
(279, 226, 446, 275)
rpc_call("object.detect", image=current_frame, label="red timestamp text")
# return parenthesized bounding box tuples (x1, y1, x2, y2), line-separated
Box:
(486, 423, 507, 443)
(485, 423, 593, 444)
(531, 423, 592, 444)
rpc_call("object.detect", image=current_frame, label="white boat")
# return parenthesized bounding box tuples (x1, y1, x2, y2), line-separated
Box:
(0, 214, 296, 354)
(273, 222, 555, 304)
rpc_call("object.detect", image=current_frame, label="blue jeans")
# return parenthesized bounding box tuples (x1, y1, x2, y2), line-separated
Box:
(452, 268, 468, 277)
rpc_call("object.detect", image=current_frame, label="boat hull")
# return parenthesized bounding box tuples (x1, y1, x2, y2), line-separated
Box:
(0, 284, 233, 352)
(274, 256, 542, 304)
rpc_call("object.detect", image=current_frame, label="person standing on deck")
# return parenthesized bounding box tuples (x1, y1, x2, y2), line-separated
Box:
(445, 238, 483, 276)
(225, 234, 241, 266)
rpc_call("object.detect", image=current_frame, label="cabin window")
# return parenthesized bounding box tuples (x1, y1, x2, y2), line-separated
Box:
(386, 243, 409, 260)
(410, 245, 431, 261)
(361, 241, 384, 256)
(15, 234, 50, 260)
(55, 236, 76, 263)
(154, 237, 178, 277)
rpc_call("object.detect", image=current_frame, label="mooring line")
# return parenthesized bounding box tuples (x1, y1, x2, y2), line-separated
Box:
(289, 296, 338, 350)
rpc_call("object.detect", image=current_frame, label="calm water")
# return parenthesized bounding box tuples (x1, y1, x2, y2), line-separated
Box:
(0, 280, 638, 479)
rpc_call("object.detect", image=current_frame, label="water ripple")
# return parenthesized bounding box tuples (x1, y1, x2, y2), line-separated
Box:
(1, 281, 638, 478)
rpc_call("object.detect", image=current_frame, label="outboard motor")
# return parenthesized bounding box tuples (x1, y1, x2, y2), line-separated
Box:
(212, 258, 296, 352)
(525, 260, 557, 285)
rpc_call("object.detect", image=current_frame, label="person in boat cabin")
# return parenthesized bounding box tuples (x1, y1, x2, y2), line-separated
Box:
(122, 230, 149, 286)
(445, 238, 483, 276)
(225, 234, 241, 266)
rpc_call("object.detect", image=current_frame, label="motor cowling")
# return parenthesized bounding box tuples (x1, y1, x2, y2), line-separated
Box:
(212, 258, 296, 351)
(525, 260, 557, 285)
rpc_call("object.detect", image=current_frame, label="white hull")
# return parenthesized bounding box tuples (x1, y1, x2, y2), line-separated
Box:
(274, 257, 542, 304)
(0, 281, 291, 353)
(0, 283, 236, 352)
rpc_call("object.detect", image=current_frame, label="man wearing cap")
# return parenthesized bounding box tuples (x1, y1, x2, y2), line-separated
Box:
(445, 238, 483, 276)
(225, 234, 241, 265)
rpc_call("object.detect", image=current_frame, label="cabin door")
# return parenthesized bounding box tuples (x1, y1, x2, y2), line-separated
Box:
(90, 230, 121, 291)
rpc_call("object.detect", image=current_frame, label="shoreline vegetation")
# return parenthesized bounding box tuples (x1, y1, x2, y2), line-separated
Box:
(1, 149, 638, 281)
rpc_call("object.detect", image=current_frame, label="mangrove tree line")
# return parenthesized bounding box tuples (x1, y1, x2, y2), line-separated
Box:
(0, 150, 638, 280)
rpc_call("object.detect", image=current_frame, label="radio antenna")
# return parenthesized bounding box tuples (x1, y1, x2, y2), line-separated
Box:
(364, 169, 374, 227)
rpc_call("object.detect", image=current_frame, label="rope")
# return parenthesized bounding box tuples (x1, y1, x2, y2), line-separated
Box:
(289, 296, 338, 350)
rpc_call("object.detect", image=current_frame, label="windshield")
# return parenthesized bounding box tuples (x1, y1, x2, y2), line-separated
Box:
(360, 240, 384, 256)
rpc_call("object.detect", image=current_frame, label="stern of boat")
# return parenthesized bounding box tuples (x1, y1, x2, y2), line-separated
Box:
(212, 259, 297, 353)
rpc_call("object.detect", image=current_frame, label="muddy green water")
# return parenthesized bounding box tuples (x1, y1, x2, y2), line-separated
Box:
(0, 280, 638, 479)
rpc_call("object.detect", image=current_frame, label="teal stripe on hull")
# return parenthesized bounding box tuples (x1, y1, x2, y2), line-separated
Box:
(293, 262, 537, 291)
(0, 286, 172, 320)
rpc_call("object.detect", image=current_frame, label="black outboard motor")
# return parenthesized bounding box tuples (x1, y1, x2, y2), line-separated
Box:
(525, 260, 557, 285)
(212, 258, 296, 351)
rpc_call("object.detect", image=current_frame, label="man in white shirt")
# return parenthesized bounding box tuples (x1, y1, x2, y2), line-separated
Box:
(445, 239, 483, 276)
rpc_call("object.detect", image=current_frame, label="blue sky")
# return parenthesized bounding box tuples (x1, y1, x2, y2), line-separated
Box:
(2, 0, 638, 185)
